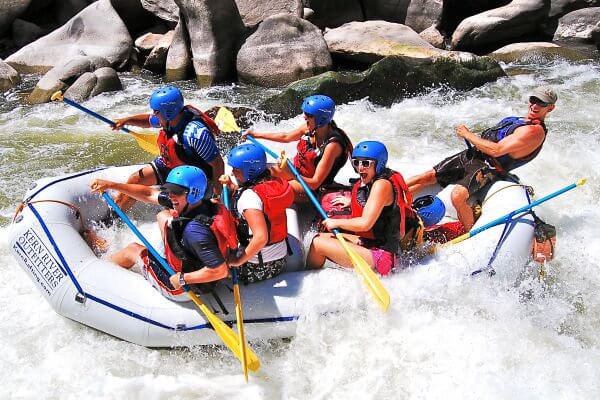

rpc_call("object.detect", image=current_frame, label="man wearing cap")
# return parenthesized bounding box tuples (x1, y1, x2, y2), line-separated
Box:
(407, 86, 557, 230)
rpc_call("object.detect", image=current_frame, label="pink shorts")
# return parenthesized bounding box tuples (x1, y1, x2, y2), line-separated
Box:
(370, 248, 394, 276)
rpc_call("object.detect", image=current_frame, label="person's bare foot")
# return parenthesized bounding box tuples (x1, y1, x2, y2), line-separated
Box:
(83, 229, 109, 255)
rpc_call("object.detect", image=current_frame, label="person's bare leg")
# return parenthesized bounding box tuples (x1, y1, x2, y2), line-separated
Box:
(307, 234, 374, 270)
(110, 243, 146, 269)
(115, 165, 158, 210)
(406, 168, 437, 196)
(451, 185, 474, 230)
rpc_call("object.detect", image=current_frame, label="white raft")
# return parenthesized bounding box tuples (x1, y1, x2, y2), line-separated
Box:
(9, 165, 536, 347)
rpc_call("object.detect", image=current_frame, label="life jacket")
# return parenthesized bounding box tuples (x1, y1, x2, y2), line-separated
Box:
(232, 174, 294, 247)
(156, 105, 220, 178)
(479, 116, 548, 174)
(350, 169, 421, 253)
(164, 203, 238, 274)
(292, 122, 352, 185)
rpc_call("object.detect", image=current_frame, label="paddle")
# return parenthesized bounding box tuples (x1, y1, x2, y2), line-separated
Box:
(101, 192, 260, 373)
(51, 91, 159, 155)
(215, 107, 390, 312)
(448, 178, 587, 245)
(222, 185, 250, 382)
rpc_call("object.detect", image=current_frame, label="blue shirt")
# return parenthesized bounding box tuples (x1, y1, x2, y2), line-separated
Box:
(181, 220, 224, 268)
(181, 120, 219, 163)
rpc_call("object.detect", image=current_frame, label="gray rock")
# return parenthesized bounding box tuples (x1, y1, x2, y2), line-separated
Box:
(0, 59, 21, 91)
(237, 14, 331, 87)
(55, 0, 90, 25)
(554, 7, 600, 42)
(63, 72, 97, 102)
(135, 32, 165, 52)
(6, 0, 133, 74)
(419, 25, 446, 49)
(175, 0, 246, 86)
(489, 41, 589, 62)
(235, 0, 302, 27)
(549, 0, 600, 19)
(141, 0, 179, 22)
(28, 55, 110, 104)
(405, 0, 443, 33)
(90, 66, 122, 97)
(307, 0, 363, 29)
(261, 55, 506, 118)
(450, 0, 550, 51)
(324, 21, 436, 64)
(0, 0, 31, 36)
(11, 19, 46, 49)
(143, 30, 175, 73)
(165, 18, 193, 82)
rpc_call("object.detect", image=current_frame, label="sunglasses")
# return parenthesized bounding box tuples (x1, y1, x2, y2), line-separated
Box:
(529, 96, 550, 107)
(351, 158, 376, 169)
(164, 187, 187, 196)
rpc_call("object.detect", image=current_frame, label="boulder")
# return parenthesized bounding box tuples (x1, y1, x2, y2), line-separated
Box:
(489, 41, 589, 62)
(419, 25, 446, 48)
(235, 0, 302, 28)
(307, 0, 364, 29)
(450, 0, 550, 51)
(237, 14, 331, 87)
(261, 54, 506, 119)
(63, 66, 122, 101)
(6, 0, 133, 74)
(141, 0, 179, 22)
(55, 0, 91, 25)
(165, 19, 193, 81)
(0, 59, 21, 91)
(440, 0, 511, 34)
(11, 19, 46, 49)
(553, 7, 600, 43)
(110, 0, 159, 34)
(549, 0, 600, 19)
(362, 0, 409, 23)
(175, 0, 246, 86)
(135, 32, 165, 52)
(28, 55, 110, 104)
(143, 30, 175, 73)
(405, 0, 443, 33)
(0, 0, 31, 36)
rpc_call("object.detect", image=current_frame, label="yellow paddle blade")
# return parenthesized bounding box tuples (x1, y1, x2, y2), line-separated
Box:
(188, 292, 260, 372)
(129, 130, 159, 155)
(334, 233, 390, 312)
(215, 107, 242, 133)
(234, 285, 249, 382)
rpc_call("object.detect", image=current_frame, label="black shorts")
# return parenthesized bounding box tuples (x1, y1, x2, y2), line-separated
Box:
(433, 149, 496, 196)
(150, 157, 171, 185)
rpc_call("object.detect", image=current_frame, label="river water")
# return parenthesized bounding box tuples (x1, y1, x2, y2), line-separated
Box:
(1, 58, 600, 399)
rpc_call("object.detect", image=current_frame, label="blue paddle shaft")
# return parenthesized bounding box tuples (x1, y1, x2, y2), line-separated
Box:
(63, 97, 132, 134)
(102, 193, 176, 277)
(469, 181, 579, 237)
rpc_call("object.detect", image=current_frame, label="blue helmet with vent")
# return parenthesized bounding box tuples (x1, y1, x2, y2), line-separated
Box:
(352, 140, 388, 174)
(164, 166, 208, 206)
(301, 95, 335, 128)
(227, 143, 267, 182)
(149, 86, 184, 121)
(413, 195, 446, 227)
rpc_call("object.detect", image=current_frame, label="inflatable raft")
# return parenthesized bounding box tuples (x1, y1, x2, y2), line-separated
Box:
(9, 164, 536, 347)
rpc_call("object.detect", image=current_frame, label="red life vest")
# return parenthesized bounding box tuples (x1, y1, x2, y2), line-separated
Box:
(156, 105, 220, 177)
(164, 204, 238, 274)
(292, 125, 352, 184)
(233, 176, 294, 245)
(351, 170, 416, 240)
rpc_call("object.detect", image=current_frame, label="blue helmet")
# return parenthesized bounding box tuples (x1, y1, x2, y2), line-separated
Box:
(164, 166, 208, 206)
(149, 85, 184, 121)
(227, 143, 267, 182)
(413, 195, 445, 227)
(352, 140, 388, 174)
(301, 95, 335, 128)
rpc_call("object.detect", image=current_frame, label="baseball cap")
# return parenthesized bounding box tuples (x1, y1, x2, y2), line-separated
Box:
(529, 87, 557, 105)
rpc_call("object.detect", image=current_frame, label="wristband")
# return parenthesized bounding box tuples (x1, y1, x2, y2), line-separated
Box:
(178, 272, 186, 287)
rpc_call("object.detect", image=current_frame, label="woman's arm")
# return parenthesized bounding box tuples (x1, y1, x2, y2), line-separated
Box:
(244, 123, 308, 143)
(113, 113, 153, 130)
(324, 180, 393, 233)
(91, 179, 160, 204)
(228, 209, 268, 266)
